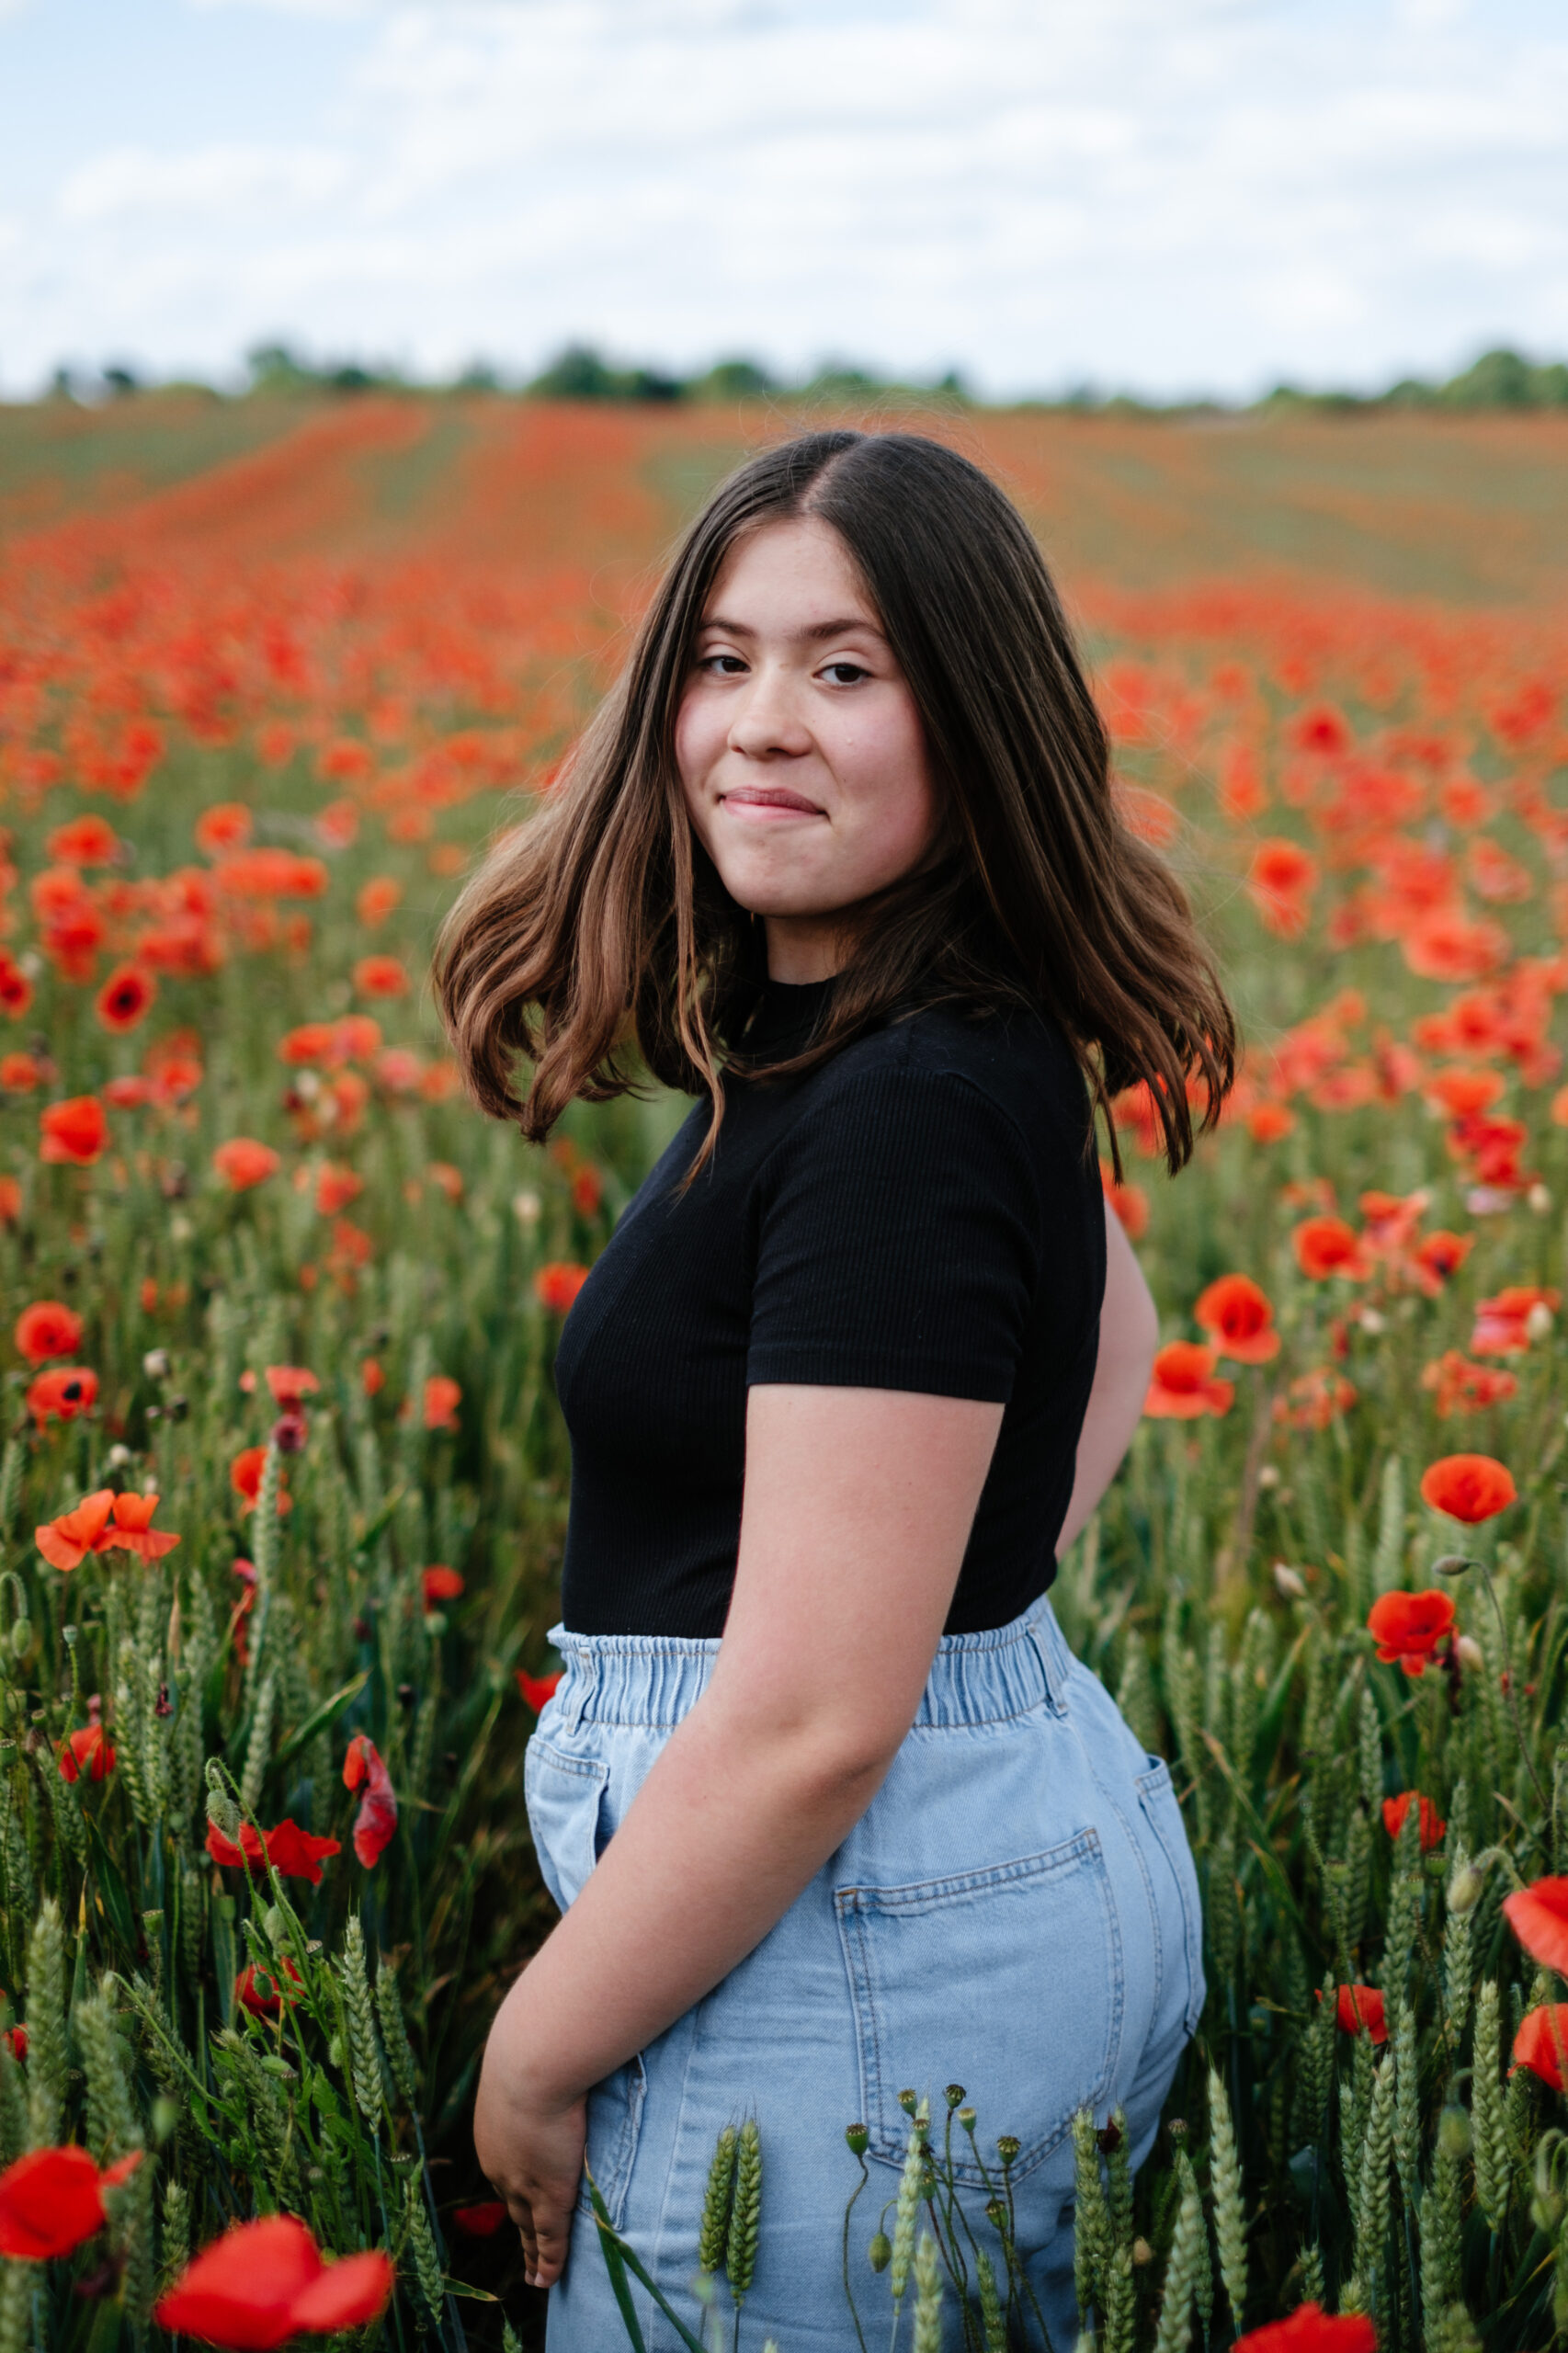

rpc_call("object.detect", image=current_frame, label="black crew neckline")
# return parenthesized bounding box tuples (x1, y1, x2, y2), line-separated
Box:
(744, 973, 836, 1055)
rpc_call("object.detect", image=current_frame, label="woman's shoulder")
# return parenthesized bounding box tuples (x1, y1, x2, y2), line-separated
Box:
(821, 996, 1086, 1115)
(789, 996, 1096, 1176)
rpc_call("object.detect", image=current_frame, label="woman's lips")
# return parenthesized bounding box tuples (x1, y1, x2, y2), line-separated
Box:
(719, 785, 824, 817)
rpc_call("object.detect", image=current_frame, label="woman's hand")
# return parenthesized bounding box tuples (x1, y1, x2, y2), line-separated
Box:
(473, 2001, 586, 2290)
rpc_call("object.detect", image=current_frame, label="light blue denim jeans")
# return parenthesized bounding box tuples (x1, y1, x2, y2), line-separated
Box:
(526, 1592, 1204, 2351)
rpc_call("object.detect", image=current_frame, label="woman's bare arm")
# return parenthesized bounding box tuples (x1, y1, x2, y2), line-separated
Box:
(1054, 1195, 1158, 1557)
(473, 1381, 1004, 2286)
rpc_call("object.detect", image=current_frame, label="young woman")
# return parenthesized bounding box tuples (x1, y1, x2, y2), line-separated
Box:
(437, 428, 1233, 2349)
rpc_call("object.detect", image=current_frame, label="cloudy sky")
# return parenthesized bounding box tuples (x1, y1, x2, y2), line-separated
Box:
(3, 0, 1566, 401)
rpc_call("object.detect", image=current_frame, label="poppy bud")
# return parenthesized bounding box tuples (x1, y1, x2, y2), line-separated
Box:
(142, 1349, 170, 1381)
(9, 1618, 28, 1662)
(869, 2232, 892, 2273)
(1447, 1861, 1484, 1915)
(271, 1411, 308, 1455)
(1456, 1634, 1485, 1671)
(945, 2083, 966, 2109)
(1438, 2106, 1471, 2160)
(845, 2123, 869, 2156)
(263, 1904, 288, 1949)
(1433, 1552, 1474, 1578)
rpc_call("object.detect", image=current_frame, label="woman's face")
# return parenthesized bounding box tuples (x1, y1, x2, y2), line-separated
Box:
(675, 516, 939, 983)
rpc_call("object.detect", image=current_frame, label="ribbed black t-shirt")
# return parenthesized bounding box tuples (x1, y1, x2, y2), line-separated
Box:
(554, 978, 1107, 1639)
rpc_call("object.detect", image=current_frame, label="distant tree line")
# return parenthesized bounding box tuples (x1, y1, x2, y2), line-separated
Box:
(42, 340, 1568, 415)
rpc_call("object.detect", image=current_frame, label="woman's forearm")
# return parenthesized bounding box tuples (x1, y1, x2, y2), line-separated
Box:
(487, 1696, 892, 2108)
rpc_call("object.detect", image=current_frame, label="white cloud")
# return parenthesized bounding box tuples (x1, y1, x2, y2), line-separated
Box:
(60, 143, 352, 221)
(5, 0, 1568, 395)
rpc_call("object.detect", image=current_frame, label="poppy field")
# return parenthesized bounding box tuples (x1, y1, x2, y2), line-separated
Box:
(1, 392, 1567, 2352)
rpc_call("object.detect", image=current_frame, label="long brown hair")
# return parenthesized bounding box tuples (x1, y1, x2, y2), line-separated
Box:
(435, 428, 1235, 1182)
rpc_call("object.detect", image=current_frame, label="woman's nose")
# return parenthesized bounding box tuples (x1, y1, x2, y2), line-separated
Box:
(728, 667, 812, 757)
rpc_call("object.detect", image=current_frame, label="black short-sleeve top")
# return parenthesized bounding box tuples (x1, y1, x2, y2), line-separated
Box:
(554, 977, 1107, 1639)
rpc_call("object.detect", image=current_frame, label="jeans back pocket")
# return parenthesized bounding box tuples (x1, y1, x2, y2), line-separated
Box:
(1134, 1757, 1205, 2039)
(835, 1830, 1124, 2187)
(523, 1736, 609, 1914)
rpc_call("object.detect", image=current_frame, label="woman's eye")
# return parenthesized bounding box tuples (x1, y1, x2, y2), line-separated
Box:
(820, 661, 869, 686)
(699, 653, 747, 676)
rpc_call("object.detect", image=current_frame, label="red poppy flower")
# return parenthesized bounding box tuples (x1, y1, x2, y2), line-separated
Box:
(95, 963, 156, 1033)
(517, 1669, 563, 1714)
(1193, 1273, 1280, 1363)
(361, 1356, 385, 1396)
(155, 2213, 394, 2350)
(234, 1958, 305, 2020)
(343, 1733, 398, 1868)
(1234, 2303, 1376, 2353)
(0, 2144, 142, 2260)
(1513, 2005, 1568, 2093)
(1503, 1878, 1568, 1976)
(1367, 1588, 1455, 1677)
(1271, 1369, 1357, 1432)
(0, 957, 32, 1019)
(356, 877, 403, 926)
(352, 953, 409, 999)
(533, 1262, 590, 1315)
(36, 1489, 115, 1571)
(1326, 1984, 1387, 2043)
(46, 813, 119, 868)
(230, 1446, 292, 1515)
(1291, 1216, 1370, 1280)
(14, 1300, 83, 1362)
(40, 1096, 108, 1165)
(0, 1178, 19, 1224)
(453, 2201, 508, 2237)
(213, 1137, 280, 1191)
(423, 1565, 464, 1607)
(264, 1365, 320, 1410)
(27, 1367, 99, 1431)
(1142, 1341, 1233, 1420)
(1381, 1793, 1445, 1851)
(422, 1374, 460, 1431)
(1420, 1351, 1517, 1419)
(58, 1724, 116, 1783)
(277, 1022, 336, 1067)
(1419, 1453, 1517, 1524)
(1471, 1285, 1559, 1357)
(194, 802, 254, 858)
(1, 1053, 41, 1092)
(314, 1162, 363, 1215)
(97, 1491, 181, 1562)
(1247, 1103, 1295, 1144)
(1412, 1230, 1471, 1286)
(205, 1819, 342, 1885)
(102, 1074, 151, 1109)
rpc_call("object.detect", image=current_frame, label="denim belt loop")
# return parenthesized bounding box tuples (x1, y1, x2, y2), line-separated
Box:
(561, 1648, 597, 1733)
(1027, 1597, 1071, 1719)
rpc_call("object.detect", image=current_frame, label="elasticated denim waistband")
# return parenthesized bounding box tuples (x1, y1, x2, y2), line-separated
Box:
(544, 1591, 1076, 1732)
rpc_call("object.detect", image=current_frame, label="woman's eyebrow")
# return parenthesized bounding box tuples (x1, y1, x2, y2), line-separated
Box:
(698, 614, 886, 643)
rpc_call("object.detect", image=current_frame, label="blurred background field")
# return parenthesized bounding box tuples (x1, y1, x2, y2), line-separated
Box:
(0, 388, 1566, 2351)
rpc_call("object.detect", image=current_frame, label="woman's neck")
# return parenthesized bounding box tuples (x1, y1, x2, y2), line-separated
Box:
(763, 912, 848, 983)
